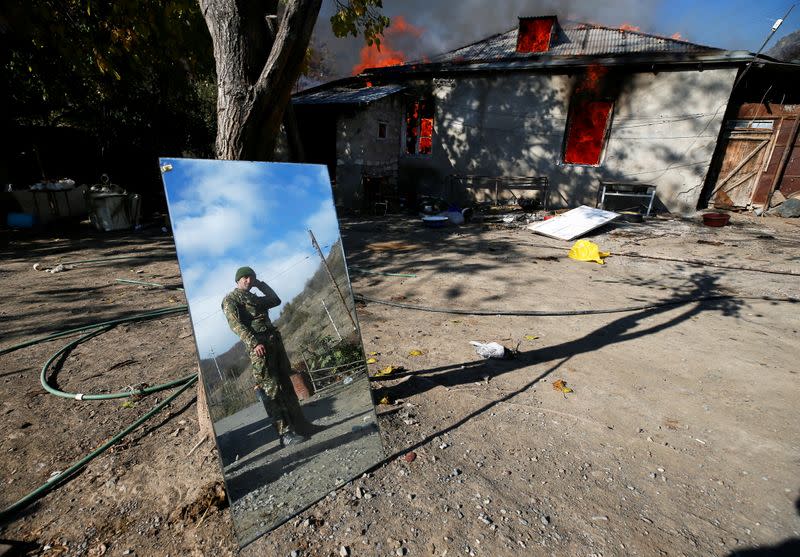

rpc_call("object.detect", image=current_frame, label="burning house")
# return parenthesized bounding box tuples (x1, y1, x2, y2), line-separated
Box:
(292, 16, 800, 215)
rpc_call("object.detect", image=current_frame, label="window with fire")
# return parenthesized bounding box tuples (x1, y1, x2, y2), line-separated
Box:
(563, 68, 614, 166)
(405, 99, 434, 155)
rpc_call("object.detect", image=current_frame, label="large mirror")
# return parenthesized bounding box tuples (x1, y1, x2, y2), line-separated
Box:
(159, 159, 384, 546)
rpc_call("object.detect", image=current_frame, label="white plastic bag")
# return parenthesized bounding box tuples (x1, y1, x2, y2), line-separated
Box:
(469, 341, 505, 359)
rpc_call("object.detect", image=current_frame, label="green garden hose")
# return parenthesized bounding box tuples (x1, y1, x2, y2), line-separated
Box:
(0, 305, 187, 357)
(0, 304, 197, 524)
(0, 375, 197, 523)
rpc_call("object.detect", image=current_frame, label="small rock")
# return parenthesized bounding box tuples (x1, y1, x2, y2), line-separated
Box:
(777, 197, 800, 218)
(290, 551, 300, 557)
(540, 515, 550, 525)
(396, 548, 406, 556)
(404, 452, 417, 463)
(355, 487, 364, 499)
(770, 190, 786, 208)
(339, 546, 349, 557)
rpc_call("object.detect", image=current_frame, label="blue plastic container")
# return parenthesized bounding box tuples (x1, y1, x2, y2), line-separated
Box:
(6, 212, 36, 228)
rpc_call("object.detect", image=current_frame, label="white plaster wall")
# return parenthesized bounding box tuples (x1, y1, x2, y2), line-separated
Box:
(433, 73, 571, 181)
(428, 68, 737, 214)
(604, 68, 737, 214)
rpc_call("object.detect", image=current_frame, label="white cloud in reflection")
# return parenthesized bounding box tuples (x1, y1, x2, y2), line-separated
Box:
(161, 160, 339, 357)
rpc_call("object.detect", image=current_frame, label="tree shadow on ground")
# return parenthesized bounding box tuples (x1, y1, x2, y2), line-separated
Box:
(367, 270, 745, 461)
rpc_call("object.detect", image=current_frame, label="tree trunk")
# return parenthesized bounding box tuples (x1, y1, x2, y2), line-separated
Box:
(195, 0, 322, 430)
(199, 0, 322, 160)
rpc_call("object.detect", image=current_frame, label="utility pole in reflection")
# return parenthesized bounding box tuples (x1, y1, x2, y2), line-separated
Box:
(309, 229, 358, 331)
(209, 347, 224, 383)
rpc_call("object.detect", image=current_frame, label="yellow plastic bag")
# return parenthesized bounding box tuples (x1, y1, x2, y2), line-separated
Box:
(568, 239, 610, 265)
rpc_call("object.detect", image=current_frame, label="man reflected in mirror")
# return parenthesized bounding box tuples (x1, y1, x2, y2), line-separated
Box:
(221, 266, 320, 446)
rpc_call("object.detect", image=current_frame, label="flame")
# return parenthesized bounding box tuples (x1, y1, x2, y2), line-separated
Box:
(517, 17, 555, 53)
(389, 15, 423, 37)
(564, 100, 612, 165)
(352, 15, 424, 75)
(618, 23, 641, 32)
(577, 64, 609, 95)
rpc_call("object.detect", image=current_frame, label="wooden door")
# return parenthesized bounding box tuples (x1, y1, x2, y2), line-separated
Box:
(709, 123, 775, 209)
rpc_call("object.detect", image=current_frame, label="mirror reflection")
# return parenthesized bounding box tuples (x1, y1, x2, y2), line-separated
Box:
(159, 159, 384, 546)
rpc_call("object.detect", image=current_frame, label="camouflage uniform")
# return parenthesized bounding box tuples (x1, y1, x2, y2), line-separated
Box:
(221, 283, 308, 436)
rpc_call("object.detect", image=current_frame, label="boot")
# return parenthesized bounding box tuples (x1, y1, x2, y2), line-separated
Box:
(280, 431, 308, 447)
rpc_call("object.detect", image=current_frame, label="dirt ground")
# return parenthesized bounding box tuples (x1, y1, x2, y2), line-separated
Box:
(1, 211, 799, 557)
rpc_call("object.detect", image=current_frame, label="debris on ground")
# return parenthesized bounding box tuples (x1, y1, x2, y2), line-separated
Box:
(469, 341, 506, 359)
(528, 205, 620, 240)
(772, 197, 800, 218)
(568, 240, 610, 264)
(170, 481, 228, 525)
(552, 379, 574, 395)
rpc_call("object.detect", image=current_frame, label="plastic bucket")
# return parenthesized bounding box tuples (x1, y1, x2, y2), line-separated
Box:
(7, 212, 36, 228)
(702, 213, 730, 227)
(290, 372, 314, 400)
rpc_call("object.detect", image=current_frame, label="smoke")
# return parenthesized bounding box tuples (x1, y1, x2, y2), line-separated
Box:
(312, 0, 662, 79)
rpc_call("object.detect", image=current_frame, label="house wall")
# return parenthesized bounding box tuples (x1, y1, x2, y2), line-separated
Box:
(335, 96, 403, 210)
(422, 68, 737, 214)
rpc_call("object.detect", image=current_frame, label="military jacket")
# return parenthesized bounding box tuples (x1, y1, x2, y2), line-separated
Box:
(221, 283, 281, 350)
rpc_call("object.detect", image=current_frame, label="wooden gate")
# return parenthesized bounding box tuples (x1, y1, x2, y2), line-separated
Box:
(709, 122, 775, 209)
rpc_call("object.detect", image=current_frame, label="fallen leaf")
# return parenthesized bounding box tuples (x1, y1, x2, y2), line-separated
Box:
(378, 396, 391, 405)
(368, 351, 378, 356)
(524, 335, 539, 341)
(374, 365, 404, 378)
(552, 379, 573, 394)
(366, 358, 378, 364)
(121, 401, 136, 409)
(408, 349, 424, 357)
(403, 452, 417, 463)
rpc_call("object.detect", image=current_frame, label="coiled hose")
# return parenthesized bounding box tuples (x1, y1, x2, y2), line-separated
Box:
(0, 305, 196, 524)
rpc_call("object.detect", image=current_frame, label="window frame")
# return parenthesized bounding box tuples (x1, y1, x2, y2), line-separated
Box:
(402, 97, 434, 157)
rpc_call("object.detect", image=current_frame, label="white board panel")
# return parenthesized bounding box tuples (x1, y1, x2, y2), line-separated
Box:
(528, 205, 620, 241)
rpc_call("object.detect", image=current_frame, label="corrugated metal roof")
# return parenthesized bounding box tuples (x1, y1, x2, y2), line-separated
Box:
(426, 22, 721, 64)
(292, 84, 406, 105)
(385, 21, 720, 71)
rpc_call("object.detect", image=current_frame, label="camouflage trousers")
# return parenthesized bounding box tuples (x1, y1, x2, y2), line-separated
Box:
(251, 330, 308, 436)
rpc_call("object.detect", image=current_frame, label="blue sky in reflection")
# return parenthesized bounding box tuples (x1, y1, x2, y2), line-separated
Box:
(160, 159, 339, 357)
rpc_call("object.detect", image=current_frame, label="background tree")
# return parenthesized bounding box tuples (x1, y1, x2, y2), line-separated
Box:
(199, 0, 389, 160)
(2, 0, 217, 171)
